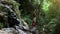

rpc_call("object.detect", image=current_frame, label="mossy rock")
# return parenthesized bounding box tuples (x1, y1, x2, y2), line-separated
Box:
(0, 0, 21, 28)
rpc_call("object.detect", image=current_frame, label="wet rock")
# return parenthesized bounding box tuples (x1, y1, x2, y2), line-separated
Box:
(2, 28, 15, 34)
(0, 30, 8, 34)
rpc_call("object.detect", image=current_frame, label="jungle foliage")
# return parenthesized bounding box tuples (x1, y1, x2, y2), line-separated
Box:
(0, 0, 60, 34)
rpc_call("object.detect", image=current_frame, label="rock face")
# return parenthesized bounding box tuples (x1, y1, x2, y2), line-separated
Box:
(1, 28, 19, 34)
(0, 19, 32, 34)
(0, 30, 8, 34)
(0, 27, 32, 34)
(1, 28, 15, 34)
(0, 0, 33, 34)
(0, 0, 20, 28)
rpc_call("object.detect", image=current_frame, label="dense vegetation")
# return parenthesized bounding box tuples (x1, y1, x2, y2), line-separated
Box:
(0, 0, 60, 34)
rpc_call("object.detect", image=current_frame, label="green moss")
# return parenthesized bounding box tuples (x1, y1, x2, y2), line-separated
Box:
(0, 23, 4, 29)
(0, 6, 3, 11)
(0, 0, 21, 28)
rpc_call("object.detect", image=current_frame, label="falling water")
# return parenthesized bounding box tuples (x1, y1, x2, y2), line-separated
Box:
(0, 1, 33, 34)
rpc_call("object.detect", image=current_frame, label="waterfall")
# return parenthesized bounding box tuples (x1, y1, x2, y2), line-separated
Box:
(0, 1, 33, 34)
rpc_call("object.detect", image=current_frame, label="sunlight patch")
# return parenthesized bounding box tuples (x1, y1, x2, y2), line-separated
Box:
(42, 0, 52, 12)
